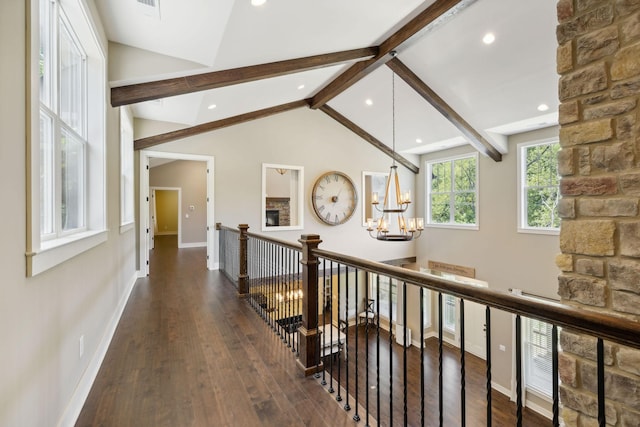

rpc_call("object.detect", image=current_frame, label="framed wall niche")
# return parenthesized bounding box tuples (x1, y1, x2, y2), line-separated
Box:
(262, 164, 304, 231)
(362, 171, 389, 226)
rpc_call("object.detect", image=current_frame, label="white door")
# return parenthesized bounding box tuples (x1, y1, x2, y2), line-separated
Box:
(149, 189, 156, 250)
(462, 299, 487, 360)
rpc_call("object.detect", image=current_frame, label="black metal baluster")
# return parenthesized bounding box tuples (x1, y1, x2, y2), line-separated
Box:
(486, 306, 492, 427)
(259, 240, 264, 318)
(328, 261, 335, 394)
(277, 246, 282, 338)
(597, 338, 605, 427)
(295, 250, 301, 355)
(272, 243, 277, 331)
(365, 272, 370, 427)
(285, 248, 291, 346)
(336, 264, 343, 403)
(403, 282, 408, 427)
(376, 274, 381, 424)
(321, 259, 327, 385)
(515, 315, 522, 427)
(389, 276, 394, 427)
(552, 325, 559, 427)
(460, 298, 466, 427)
(344, 266, 351, 411)
(315, 257, 322, 378)
(438, 293, 443, 427)
(420, 287, 425, 427)
(353, 270, 361, 422)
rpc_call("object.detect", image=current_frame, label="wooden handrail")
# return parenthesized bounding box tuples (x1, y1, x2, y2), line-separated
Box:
(313, 247, 640, 350)
(216, 223, 640, 351)
(245, 230, 303, 252)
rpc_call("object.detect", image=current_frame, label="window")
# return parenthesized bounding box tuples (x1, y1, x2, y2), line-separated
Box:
(443, 294, 456, 333)
(426, 153, 478, 228)
(120, 107, 135, 228)
(421, 288, 432, 330)
(518, 139, 560, 234)
(523, 317, 554, 397)
(370, 274, 397, 322)
(27, 0, 106, 276)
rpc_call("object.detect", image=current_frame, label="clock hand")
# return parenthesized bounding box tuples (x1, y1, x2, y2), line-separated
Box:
(331, 188, 343, 204)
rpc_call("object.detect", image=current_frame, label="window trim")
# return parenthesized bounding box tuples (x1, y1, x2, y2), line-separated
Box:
(27, 0, 107, 276)
(522, 316, 554, 399)
(517, 137, 560, 235)
(120, 106, 135, 229)
(425, 152, 479, 230)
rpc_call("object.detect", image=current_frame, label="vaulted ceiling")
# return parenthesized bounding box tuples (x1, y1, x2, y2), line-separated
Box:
(96, 0, 559, 167)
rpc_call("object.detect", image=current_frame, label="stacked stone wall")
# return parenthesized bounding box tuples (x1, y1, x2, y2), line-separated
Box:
(556, 1, 640, 425)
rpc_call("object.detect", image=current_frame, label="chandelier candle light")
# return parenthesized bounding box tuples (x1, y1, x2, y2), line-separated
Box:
(367, 65, 423, 241)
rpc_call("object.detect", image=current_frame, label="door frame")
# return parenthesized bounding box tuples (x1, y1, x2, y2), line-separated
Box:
(139, 150, 215, 276)
(150, 186, 182, 240)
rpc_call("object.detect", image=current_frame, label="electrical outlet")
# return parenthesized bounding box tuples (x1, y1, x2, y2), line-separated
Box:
(499, 344, 506, 352)
(79, 335, 84, 359)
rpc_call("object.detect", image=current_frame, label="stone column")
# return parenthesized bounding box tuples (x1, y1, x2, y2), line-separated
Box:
(556, 1, 640, 425)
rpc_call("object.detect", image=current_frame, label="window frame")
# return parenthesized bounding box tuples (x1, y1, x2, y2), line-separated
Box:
(425, 152, 479, 230)
(522, 316, 554, 399)
(27, 0, 107, 276)
(517, 138, 560, 235)
(369, 273, 398, 324)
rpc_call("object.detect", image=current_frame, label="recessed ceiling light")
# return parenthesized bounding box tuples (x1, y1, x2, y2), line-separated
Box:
(482, 33, 495, 45)
(416, 138, 423, 144)
(537, 103, 549, 112)
(251, 0, 266, 6)
(297, 84, 305, 90)
(207, 104, 217, 110)
(365, 99, 373, 106)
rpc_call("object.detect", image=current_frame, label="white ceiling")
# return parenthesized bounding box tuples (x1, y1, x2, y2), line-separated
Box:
(95, 0, 559, 156)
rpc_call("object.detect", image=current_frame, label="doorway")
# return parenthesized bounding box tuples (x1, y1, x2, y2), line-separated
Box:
(149, 187, 181, 248)
(139, 151, 215, 276)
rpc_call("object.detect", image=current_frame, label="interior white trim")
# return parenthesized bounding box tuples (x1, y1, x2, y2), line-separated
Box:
(57, 271, 138, 427)
(28, 230, 108, 277)
(140, 150, 215, 275)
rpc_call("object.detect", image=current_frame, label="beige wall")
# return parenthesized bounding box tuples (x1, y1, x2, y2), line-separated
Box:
(150, 160, 208, 244)
(413, 126, 561, 393)
(0, 1, 138, 425)
(135, 107, 420, 263)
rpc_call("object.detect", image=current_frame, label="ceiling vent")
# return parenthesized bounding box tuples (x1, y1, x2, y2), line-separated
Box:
(137, 0, 160, 19)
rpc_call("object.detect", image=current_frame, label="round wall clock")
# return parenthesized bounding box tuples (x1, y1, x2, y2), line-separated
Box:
(311, 171, 358, 225)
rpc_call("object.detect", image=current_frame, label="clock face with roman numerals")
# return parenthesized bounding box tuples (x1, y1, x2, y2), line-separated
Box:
(311, 171, 358, 226)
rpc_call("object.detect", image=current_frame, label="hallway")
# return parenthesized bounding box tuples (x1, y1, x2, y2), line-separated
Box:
(76, 235, 550, 426)
(76, 236, 352, 426)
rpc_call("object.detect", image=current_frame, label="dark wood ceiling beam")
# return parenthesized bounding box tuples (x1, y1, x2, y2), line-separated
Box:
(387, 57, 502, 162)
(134, 100, 308, 150)
(309, 0, 476, 109)
(112, 47, 378, 107)
(319, 104, 419, 174)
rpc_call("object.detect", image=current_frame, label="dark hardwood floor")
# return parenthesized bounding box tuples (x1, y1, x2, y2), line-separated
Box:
(77, 235, 550, 426)
(76, 236, 355, 427)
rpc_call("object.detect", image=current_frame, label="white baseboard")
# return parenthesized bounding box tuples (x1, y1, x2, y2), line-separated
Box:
(492, 381, 512, 399)
(58, 271, 138, 427)
(526, 399, 553, 420)
(137, 269, 146, 278)
(212, 262, 219, 270)
(178, 241, 206, 248)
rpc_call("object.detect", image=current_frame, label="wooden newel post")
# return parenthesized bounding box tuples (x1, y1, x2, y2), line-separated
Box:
(238, 224, 249, 297)
(297, 234, 322, 376)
